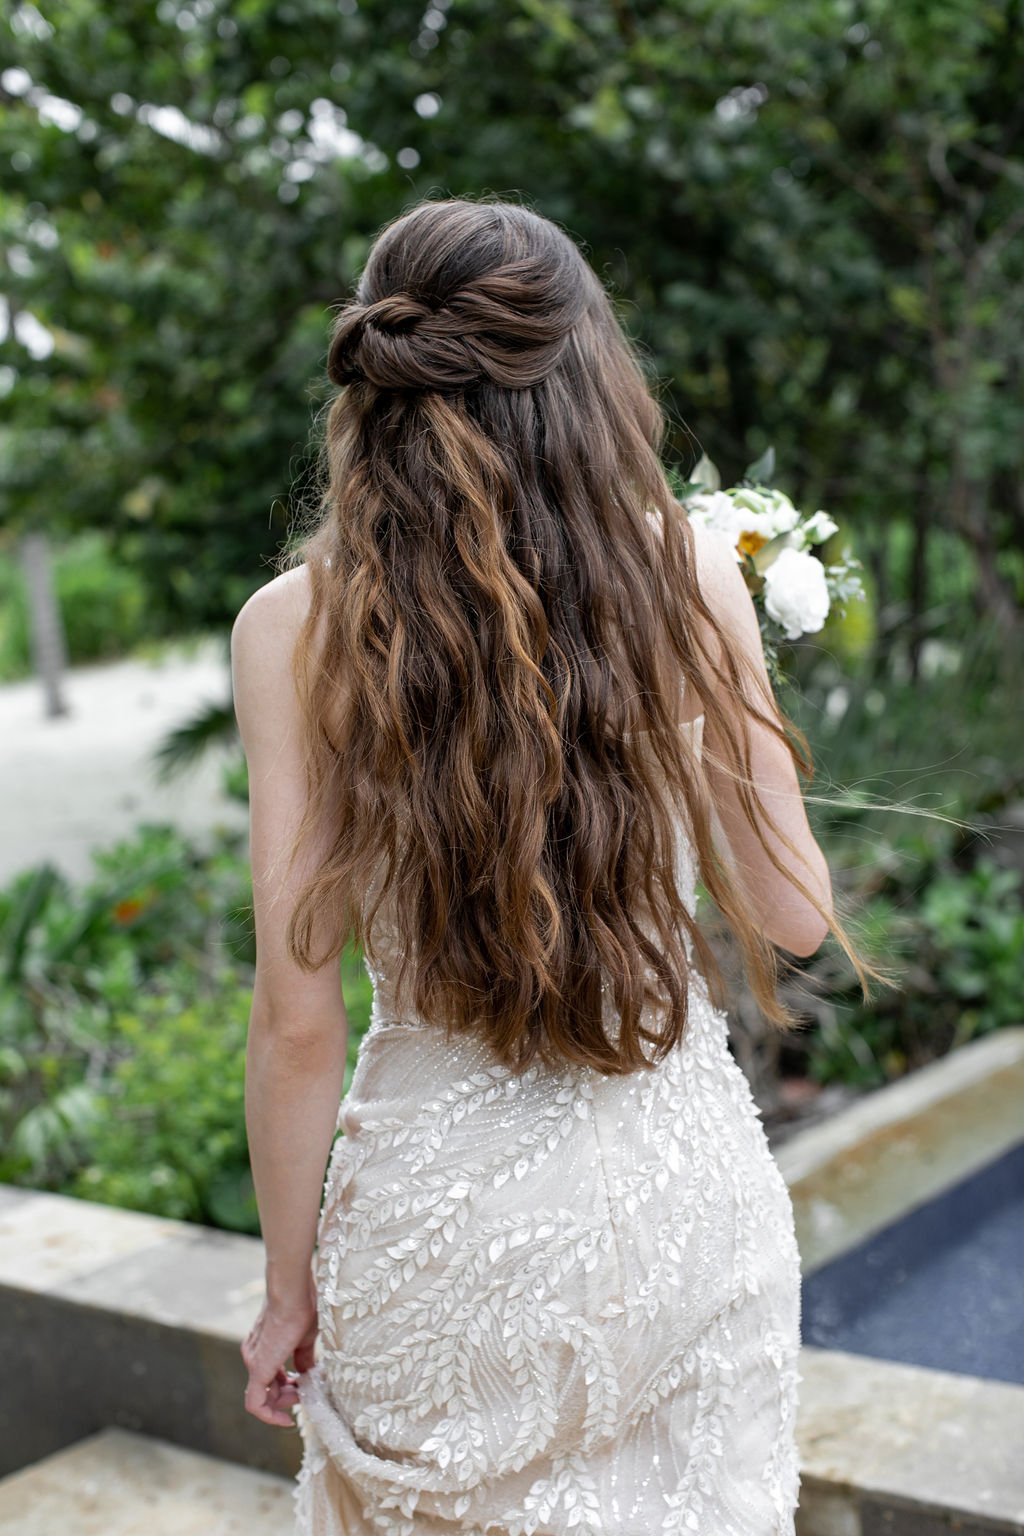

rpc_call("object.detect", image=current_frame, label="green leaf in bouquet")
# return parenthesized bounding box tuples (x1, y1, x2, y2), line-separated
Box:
(689, 452, 720, 492)
(742, 445, 775, 486)
(738, 548, 765, 588)
(749, 530, 795, 575)
(673, 481, 706, 503)
(824, 557, 868, 617)
(664, 465, 707, 503)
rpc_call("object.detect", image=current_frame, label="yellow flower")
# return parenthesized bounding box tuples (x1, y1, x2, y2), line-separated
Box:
(737, 529, 768, 557)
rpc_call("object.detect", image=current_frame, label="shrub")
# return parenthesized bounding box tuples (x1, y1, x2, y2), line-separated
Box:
(0, 822, 372, 1229)
(805, 854, 1024, 1087)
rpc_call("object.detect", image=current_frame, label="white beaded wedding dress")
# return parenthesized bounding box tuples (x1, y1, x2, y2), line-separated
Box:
(294, 716, 803, 1535)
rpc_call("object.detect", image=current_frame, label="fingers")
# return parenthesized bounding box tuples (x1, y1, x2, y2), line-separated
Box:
(240, 1303, 318, 1428)
(242, 1335, 302, 1428)
(291, 1307, 319, 1376)
(244, 1370, 299, 1428)
(293, 1337, 317, 1374)
(273, 1367, 302, 1406)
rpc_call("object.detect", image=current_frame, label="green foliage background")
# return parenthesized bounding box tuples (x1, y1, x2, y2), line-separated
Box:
(3, 0, 1022, 636)
(1, 1, 1022, 1226)
(0, 825, 373, 1232)
(1, 813, 1021, 1232)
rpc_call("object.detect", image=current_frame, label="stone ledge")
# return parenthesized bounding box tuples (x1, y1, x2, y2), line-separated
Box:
(776, 1026, 1024, 1273)
(795, 1347, 1024, 1536)
(0, 1185, 300, 1482)
(0, 1427, 293, 1535)
(0, 1183, 262, 1337)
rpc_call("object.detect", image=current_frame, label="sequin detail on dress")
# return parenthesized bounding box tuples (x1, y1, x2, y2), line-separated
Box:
(294, 718, 803, 1534)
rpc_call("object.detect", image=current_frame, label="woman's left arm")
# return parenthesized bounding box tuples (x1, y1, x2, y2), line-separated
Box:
(230, 566, 348, 1428)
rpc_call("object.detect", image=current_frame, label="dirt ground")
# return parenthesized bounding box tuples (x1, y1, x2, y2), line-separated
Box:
(0, 638, 248, 886)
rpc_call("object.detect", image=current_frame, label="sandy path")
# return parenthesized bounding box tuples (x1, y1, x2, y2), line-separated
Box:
(0, 639, 248, 886)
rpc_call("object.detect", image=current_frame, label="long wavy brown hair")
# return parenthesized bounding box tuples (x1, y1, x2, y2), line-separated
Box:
(280, 196, 884, 1075)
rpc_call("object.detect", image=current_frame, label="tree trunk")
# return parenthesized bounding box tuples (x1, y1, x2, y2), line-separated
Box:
(21, 531, 69, 719)
(948, 476, 1021, 639)
(906, 479, 931, 683)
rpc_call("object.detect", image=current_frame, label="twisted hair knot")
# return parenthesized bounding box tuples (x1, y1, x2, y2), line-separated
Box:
(327, 258, 584, 393)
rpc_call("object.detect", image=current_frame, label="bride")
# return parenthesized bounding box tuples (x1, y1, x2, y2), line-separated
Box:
(231, 196, 876, 1534)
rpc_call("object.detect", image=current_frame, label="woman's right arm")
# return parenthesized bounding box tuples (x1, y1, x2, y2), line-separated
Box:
(690, 522, 833, 958)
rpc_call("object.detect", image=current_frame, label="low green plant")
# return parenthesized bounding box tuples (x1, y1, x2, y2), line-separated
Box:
(71, 974, 257, 1230)
(2, 790, 1020, 1217)
(0, 823, 373, 1229)
(805, 854, 1024, 1087)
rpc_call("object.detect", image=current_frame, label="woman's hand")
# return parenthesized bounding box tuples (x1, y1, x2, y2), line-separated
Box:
(241, 1273, 318, 1428)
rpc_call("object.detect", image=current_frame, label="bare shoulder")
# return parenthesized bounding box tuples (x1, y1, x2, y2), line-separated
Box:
(687, 517, 746, 605)
(230, 564, 315, 751)
(231, 563, 313, 654)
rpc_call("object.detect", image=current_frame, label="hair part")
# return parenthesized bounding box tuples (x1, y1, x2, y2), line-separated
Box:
(279, 195, 886, 1076)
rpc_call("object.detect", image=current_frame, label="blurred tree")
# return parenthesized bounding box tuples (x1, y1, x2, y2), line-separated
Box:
(0, 0, 1020, 652)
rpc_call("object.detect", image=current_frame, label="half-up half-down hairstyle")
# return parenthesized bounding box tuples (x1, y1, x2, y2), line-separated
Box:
(282, 197, 877, 1075)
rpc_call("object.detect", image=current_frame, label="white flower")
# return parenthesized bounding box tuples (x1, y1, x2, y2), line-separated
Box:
(684, 490, 743, 539)
(762, 547, 830, 640)
(687, 488, 792, 562)
(730, 487, 801, 538)
(792, 510, 839, 550)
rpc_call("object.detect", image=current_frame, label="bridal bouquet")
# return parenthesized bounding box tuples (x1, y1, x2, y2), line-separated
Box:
(668, 448, 865, 686)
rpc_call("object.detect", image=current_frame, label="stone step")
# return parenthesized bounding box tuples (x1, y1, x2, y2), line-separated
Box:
(0, 1184, 299, 1482)
(0, 1428, 294, 1536)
